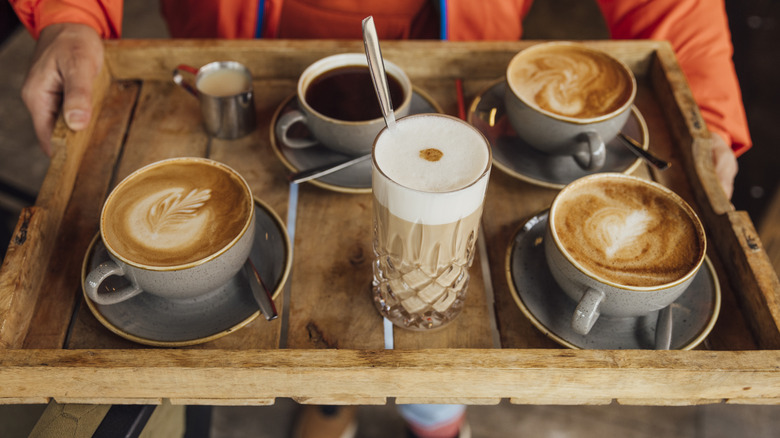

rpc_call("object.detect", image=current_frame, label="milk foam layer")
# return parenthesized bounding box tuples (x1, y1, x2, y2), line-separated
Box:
(508, 44, 633, 119)
(197, 69, 251, 97)
(552, 176, 704, 287)
(102, 159, 252, 268)
(373, 115, 491, 225)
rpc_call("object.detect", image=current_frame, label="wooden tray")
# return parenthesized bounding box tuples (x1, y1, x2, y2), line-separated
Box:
(1, 40, 779, 406)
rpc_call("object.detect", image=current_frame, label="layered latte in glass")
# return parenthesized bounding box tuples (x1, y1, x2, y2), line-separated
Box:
(371, 114, 491, 330)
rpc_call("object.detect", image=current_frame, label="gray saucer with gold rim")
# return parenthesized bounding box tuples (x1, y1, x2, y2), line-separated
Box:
(81, 198, 291, 347)
(469, 79, 649, 189)
(505, 210, 720, 350)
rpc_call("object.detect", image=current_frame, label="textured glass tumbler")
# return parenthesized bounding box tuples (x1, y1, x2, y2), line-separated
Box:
(371, 114, 491, 330)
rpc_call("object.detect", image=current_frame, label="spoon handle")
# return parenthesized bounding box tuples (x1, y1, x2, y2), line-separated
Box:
(654, 305, 673, 350)
(288, 154, 371, 184)
(618, 132, 671, 171)
(362, 16, 396, 128)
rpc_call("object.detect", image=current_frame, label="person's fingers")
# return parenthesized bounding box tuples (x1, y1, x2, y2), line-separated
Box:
(60, 39, 103, 131)
(21, 56, 63, 156)
(711, 132, 738, 200)
(20, 24, 103, 155)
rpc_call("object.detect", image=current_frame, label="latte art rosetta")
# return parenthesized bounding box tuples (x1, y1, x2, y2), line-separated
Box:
(509, 45, 633, 119)
(101, 159, 252, 268)
(147, 188, 211, 235)
(129, 188, 212, 253)
(554, 179, 703, 287)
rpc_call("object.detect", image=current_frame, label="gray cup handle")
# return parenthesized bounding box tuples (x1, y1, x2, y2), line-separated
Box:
(572, 131, 606, 171)
(276, 110, 318, 149)
(85, 260, 143, 305)
(572, 287, 605, 335)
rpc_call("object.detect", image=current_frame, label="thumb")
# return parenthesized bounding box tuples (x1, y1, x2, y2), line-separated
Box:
(61, 65, 96, 131)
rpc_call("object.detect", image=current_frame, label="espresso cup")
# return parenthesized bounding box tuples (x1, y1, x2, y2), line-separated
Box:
(173, 61, 257, 139)
(85, 157, 256, 305)
(545, 173, 707, 335)
(276, 53, 413, 156)
(504, 42, 637, 171)
(372, 114, 492, 330)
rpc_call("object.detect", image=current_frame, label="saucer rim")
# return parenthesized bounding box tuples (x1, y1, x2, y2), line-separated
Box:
(80, 196, 292, 347)
(467, 78, 650, 189)
(269, 86, 444, 194)
(503, 210, 721, 350)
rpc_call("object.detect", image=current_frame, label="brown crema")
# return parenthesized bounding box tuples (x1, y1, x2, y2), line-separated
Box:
(102, 159, 252, 268)
(508, 44, 634, 119)
(553, 178, 704, 287)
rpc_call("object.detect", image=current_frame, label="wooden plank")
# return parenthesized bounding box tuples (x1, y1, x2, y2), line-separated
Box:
(2, 350, 780, 404)
(22, 81, 140, 349)
(0, 67, 112, 349)
(102, 40, 662, 82)
(286, 187, 385, 350)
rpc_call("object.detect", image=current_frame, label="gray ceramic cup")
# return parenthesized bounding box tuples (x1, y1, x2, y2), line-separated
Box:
(173, 61, 257, 139)
(85, 157, 256, 305)
(504, 42, 637, 171)
(544, 173, 707, 335)
(275, 53, 413, 156)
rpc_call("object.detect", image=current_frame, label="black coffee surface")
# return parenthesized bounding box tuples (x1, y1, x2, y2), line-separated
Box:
(305, 66, 404, 121)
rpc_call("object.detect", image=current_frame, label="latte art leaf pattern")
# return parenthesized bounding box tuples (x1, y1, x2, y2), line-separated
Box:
(147, 188, 212, 234)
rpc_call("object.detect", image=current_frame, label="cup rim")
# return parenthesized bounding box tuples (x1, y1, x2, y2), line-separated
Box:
(99, 157, 255, 272)
(296, 53, 413, 126)
(506, 42, 638, 125)
(195, 61, 254, 96)
(547, 172, 707, 291)
(371, 113, 493, 195)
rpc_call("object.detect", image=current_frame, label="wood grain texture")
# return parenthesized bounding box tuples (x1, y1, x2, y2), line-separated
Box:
(2, 349, 780, 405)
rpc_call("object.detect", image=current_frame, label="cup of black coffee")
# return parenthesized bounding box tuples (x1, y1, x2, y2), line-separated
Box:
(276, 53, 413, 156)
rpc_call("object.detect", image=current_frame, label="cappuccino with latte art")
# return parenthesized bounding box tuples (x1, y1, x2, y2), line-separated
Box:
(545, 173, 707, 335)
(85, 157, 256, 305)
(551, 176, 704, 287)
(102, 158, 253, 268)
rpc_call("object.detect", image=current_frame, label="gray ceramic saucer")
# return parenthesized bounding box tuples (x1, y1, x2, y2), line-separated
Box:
(81, 198, 292, 347)
(505, 210, 721, 350)
(270, 88, 442, 194)
(468, 79, 649, 189)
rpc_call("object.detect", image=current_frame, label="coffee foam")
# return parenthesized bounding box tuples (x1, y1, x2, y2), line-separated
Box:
(372, 115, 490, 225)
(552, 176, 704, 287)
(102, 159, 252, 268)
(507, 44, 633, 119)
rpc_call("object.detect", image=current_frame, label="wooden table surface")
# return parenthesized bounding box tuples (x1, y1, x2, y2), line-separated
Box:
(0, 39, 779, 406)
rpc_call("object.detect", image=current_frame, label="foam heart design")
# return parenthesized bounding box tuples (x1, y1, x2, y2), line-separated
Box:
(590, 208, 651, 259)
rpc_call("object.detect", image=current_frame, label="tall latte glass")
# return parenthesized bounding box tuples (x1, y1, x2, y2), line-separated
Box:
(372, 114, 492, 330)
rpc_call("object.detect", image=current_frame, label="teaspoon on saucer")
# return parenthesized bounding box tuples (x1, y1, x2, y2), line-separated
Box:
(654, 305, 673, 350)
(244, 259, 278, 320)
(618, 132, 671, 170)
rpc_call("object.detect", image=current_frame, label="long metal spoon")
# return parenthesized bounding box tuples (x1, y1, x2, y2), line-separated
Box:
(243, 259, 278, 321)
(289, 153, 371, 184)
(618, 132, 671, 171)
(362, 16, 396, 130)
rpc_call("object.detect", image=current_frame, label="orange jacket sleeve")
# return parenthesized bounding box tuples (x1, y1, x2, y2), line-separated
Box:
(9, 0, 123, 39)
(597, 0, 752, 157)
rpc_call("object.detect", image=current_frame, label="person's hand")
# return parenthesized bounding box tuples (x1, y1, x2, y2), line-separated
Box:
(21, 23, 104, 156)
(711, 132, 738, 200)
